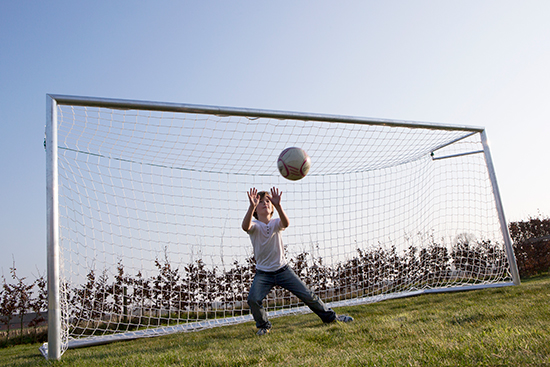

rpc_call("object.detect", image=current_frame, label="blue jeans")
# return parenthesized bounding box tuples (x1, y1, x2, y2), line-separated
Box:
(247, 265, 336, 329)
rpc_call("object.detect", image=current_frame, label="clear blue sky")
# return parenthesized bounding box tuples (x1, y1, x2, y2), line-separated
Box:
(1, 1, 549, 279)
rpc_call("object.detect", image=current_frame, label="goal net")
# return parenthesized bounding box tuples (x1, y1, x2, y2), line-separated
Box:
(43, 95, 519, 359)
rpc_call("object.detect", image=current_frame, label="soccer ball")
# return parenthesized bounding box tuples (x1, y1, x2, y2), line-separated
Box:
(277, 147, 311, 181)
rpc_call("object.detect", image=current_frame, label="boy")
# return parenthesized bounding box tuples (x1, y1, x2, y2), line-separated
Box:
(242, 187, 353, 335)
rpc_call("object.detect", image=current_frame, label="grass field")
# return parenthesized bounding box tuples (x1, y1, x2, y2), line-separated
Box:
(1, 275, 548, 366)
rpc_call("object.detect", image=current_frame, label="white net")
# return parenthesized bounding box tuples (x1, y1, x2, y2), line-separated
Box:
(43, 99, 516, 355)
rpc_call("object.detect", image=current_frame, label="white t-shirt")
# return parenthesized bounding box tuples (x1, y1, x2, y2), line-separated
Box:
(247, 218, 287, 272)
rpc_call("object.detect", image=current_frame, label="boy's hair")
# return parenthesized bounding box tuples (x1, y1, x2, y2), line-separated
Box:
(253, 191, 274, 219)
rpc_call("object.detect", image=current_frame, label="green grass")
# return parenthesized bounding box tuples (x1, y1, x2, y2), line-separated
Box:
(1, 275, 549, 366)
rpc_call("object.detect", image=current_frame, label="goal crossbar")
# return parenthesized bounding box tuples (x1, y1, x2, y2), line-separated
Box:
(48, 94, 485, 132)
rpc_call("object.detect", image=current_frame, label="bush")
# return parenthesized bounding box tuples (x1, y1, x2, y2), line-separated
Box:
(1, 215, 548, 347)
(0, 263, 47, 347)
(510, 215, 550, 278)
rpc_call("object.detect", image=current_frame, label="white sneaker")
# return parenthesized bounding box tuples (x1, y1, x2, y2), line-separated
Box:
(334, 314, 354, 323)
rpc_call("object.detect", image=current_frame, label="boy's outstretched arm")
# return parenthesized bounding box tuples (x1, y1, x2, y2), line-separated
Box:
(269, 187, 290, 229)
(242, 188, 259, 232)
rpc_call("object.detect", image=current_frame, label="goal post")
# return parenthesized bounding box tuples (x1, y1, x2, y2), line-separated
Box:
(479, 130, 520, 284)
(43, 94, 520, 359)
(45, 96, 62, 360)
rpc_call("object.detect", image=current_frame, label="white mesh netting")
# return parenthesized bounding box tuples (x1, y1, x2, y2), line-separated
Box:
(43, 100, 515, 355)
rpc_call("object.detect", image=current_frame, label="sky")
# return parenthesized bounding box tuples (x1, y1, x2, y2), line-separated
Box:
(1, 0, 549, 280)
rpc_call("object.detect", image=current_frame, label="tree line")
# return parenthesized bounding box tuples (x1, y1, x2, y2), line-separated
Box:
(2, 216, 549, 346)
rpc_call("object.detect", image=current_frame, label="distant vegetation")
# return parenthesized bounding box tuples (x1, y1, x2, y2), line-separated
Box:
(0, 266, 46, 347)
(1, 215, 549, 347)
(509, 214, 550, 277)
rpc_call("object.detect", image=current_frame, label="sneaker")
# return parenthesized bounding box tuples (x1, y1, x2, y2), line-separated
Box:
(256, 327, 271, 336)
(334, 314, 354, 323)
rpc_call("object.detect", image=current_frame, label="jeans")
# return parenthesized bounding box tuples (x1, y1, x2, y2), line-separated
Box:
(247, 265, 336, 329)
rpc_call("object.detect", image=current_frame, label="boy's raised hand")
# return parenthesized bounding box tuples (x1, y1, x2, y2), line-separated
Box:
(247, 188, 260, 208)
(269, 187, 282, 207)
(269, 187, 289, 229)
(242, 188, 260, 232)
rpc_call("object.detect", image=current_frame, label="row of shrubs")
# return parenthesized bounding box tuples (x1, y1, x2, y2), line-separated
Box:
(68, 238, 505, 336)
(0, 267, 47, 346)
(2, 216, 549, 346)
(509, 215, 550, 277)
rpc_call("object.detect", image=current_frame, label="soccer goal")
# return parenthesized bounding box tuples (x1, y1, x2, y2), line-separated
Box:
(43, 94, 520, 359)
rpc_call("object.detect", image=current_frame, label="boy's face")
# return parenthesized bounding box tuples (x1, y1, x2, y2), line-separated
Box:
(256, 194, 273, 218)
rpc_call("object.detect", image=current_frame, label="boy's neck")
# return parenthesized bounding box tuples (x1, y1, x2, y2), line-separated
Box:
(258, 214, 272, 224)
